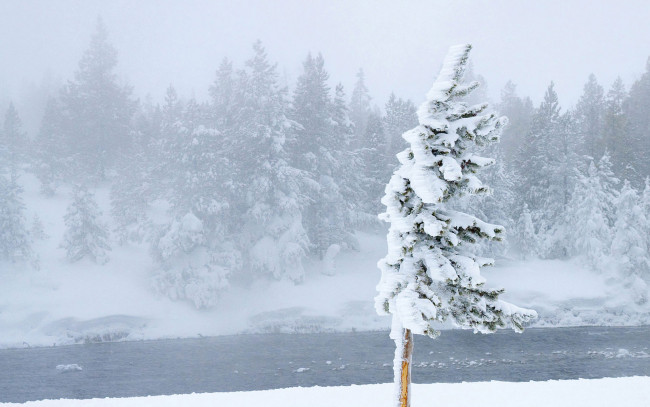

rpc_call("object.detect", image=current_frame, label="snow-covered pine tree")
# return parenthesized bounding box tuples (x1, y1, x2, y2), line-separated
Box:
(62, 184, 111, 264)
(602, 78, 631, 183)
(384, 93, 417, 159)
(0, 174, 32, 263)
(57, 18, 135, 181)
(375, 44, 536, 407)
(235, 41, 313, 282)
(349, 68, 372, 143)
(575, 74, 605, 160)
(152, 210, 233, 309)
(566, 162, 612, 270)
(516, 203, 537, 259)
(1, 103, 27, 172)
(34, 98, 69, 195)
(291, 53, 351, 257)
(110, 154, 152, 245)
(518, 83, 574, 258)
(643, 177, 650, 223)
(330, 83, 367, 234)
(624, 58, 650, 187)
(474, 145, 517, 257)
(596, 152, 620, 227)
(497, 81, 534, 162)
(151, 111, 235, 308)
(30, 214, 48, 241)
(208, 58, 236, 128)
(643, 178, 650, 252)
(611, 181, 649, 304)
(361, 110, 390, 215)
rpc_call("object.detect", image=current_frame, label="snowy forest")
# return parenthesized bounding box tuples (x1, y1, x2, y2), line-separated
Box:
(1, 19, 650, 314)
(2, 1, 650, 405)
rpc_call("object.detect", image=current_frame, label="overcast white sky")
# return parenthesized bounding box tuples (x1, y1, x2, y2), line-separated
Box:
(1, 0, 649, 115)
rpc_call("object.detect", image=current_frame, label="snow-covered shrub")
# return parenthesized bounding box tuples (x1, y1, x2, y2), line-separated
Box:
(152, 212, 234, 309)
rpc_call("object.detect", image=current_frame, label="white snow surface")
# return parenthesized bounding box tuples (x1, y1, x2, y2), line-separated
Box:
(1, 377, 649, 407)
(1, 174, 649, 349)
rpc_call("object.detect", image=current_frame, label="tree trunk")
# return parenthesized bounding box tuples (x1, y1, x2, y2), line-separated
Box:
(394, 326, 413, 407)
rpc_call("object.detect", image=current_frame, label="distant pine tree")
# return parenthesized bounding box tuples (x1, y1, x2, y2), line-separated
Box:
(384, 93, 417, 159)
(349, 68, 371, 143)
(624, 58, 650, 186)
(566, 162, 612, 269)
(516, 203, 538, 259)
(62, 185, 111, 264)
(1, 103, 27, 172)
(0, 175, 32, 263)
(602, 78, 631, 182)
(611, 181, 649, 304)
(575, 74, 605, 160)
(54, 18, 135, 181)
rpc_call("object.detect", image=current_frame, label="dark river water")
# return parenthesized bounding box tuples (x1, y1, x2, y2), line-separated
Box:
(1, 326, 649, 403)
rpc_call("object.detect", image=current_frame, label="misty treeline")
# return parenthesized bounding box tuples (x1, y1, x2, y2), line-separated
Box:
(1, 21, 649, 307)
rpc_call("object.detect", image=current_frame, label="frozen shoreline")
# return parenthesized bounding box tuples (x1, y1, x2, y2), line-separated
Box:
(1, 174, 649, 350)
(1, 377, 649, 407)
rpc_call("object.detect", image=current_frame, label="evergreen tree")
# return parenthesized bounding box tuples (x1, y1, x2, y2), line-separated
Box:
(611, 181, 649, 304)
(110, 155, 152, 245)
(0, 175, 32, 263)
(519, 83, 574, 257)
(30, 214, 47, 241)
(209, 58, 238, 129)
(152, 211, 233, 309)
(575, 74, 605, 160)
(643, 177, 650, 223)
(349, 68, 371, 142)
(475, 145, 517, 256)
(62, 184, 111, 264)
(463, 61, 490, 106)
(602, 77, 631, 182)
(360, 110, 390, 215)
(624, 58, 650, 186)
(330, 83, 367, 233)
(151, 105, 236, 307)
(566, 162, 612, 269)
(34, 98, 68, 195)
(1, 103, 27, 172)
(596, 152, 620, 227)
(291, 53, 352, 257)
(642, 177, 650, 253)
(375, 44, 535, 407)
(384, 93, 417, 161)
(498, 81, 534, 161)
(516, 203, 537, 259)
(56, 18, 135, 181)
(234, 41, 313, 282)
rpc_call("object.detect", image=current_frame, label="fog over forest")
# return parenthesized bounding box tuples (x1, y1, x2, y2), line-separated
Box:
(2, 2, 650, 406)
(1, 0, 650, 352)
(2, 0, 650, 135)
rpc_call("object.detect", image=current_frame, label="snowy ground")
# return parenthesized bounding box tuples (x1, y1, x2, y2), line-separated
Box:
(1, 377, 649, 407)
(1, 174, 649, 349)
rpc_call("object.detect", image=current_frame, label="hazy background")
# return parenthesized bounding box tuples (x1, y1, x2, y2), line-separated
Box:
(1, 0, 650, 350)
(1, 0, 649, 130)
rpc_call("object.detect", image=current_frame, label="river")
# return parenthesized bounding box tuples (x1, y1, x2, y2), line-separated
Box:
(1, 326, 649, 403)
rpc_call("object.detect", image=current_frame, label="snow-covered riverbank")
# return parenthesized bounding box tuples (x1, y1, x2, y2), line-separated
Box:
(1, 175, 649, 349)
(2, 377, 649, 407)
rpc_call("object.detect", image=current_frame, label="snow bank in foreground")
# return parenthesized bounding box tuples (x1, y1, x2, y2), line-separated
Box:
(2, 377, 649, 407)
